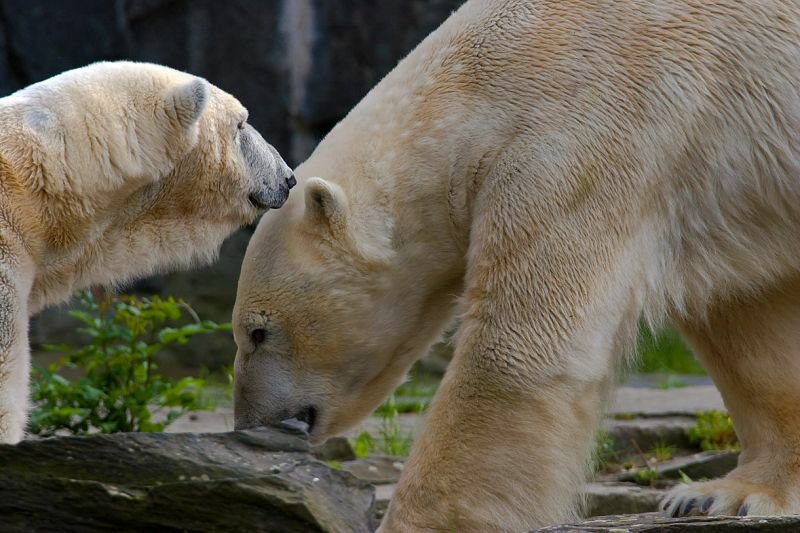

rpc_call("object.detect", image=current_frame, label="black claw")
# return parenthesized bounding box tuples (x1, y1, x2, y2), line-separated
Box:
(701, 497, 714, 513)
(737, 504, 748, 517)
(670, 501, 683, 518)
(682, 498, 698, 516)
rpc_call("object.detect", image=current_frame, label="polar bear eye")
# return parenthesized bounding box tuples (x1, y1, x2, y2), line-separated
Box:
(237, 121, 245, 131)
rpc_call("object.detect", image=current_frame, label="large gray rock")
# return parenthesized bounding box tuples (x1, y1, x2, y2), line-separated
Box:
(127, 0, 293, 158)
(0, 427, 375, 532)
(297, 0, 465, 128)
(539, 513, 800, 532)
(0, 17, 23, 95)
(0, 0, 130, 82)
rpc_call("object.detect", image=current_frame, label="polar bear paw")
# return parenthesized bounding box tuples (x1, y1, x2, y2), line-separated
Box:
(661, 478, 796, 517)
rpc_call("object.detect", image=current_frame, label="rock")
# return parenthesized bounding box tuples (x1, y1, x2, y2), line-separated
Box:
(538, 512, 800, 532)
(127, 0, 293, 159)
(584, 482, 664, 517)
(297, 0, 463, 122)
(343, 455, 406, 484)
(373, 483, 396, 521)
(621, 451, 739, 484)
(0, 18, 23, 95)
(611, 386, 726, 418)
(313, 436, 357, 462)
(603, 416, 695, 457)
(0, 427, 375, 532)
(1, 0, 130, 82)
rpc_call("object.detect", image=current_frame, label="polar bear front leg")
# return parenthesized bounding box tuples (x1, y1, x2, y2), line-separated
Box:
(381, 198, 645, 531)
(0, 265, 32, 444)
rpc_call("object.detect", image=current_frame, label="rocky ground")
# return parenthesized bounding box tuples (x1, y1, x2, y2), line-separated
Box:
(0, 427, 375, 532)
(163, 379, 778, 530)
(6, 379, 799, 531)
(165, 381, 736, 522)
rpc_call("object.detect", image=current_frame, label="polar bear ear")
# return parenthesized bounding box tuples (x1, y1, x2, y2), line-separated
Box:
(304, 177, 348, 235)
(164, 78, 209, 129)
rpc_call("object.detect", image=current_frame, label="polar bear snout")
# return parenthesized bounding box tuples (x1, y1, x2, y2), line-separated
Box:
(240, 124, 294, 210)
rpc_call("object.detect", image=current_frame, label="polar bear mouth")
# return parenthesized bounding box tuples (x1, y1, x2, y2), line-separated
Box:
(248, 192, 272, 210)
(280, 406, 317, 434)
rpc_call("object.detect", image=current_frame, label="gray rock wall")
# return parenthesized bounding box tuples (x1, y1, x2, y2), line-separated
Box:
(4, 0, 466, 369)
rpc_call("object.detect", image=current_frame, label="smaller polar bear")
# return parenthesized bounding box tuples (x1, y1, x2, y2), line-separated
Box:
(0, 61, 295, 444)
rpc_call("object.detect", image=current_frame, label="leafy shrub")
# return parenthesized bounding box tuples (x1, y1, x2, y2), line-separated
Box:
(29, 291, 229, 436)
(687, 410, 740, 451)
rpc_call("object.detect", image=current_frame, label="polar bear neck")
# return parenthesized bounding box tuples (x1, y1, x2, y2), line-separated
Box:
(0, 139, 233, 313)
(298, 2, 526, 268)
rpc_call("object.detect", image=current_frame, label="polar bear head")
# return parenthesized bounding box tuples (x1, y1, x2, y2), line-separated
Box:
(0, 61, 294, 307)
(232, 129, 466, 442)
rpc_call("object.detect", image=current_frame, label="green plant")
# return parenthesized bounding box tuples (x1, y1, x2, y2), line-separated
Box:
(350, 394, 414, 458)
(687, 410, 740, 451)
(648, 440, 676, 462)
(376, 394, 413, 456)
(323, 460, 343, 471)
(637, 325, 706, 375)
(592, 430, 618, 472)
(351, 431, 376, 458)
(633, 467, 660, 486)
(376, 375, 438, 415)
(29, 291, 229, 436)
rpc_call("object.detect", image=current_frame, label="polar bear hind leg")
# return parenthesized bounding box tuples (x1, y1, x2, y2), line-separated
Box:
(663, 275, 800, 517)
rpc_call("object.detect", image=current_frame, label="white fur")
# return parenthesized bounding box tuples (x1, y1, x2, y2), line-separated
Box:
(234, 1, 800, 530)
(0, 61, 288, 443)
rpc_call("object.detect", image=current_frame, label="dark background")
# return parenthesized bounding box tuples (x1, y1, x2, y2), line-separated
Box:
(1, 0, 466, 370)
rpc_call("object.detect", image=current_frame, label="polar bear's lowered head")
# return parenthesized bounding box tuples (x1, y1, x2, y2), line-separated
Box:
(0, 61, 295, 310)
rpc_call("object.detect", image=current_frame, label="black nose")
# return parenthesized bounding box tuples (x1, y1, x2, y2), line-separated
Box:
(286, 174, 297, 189)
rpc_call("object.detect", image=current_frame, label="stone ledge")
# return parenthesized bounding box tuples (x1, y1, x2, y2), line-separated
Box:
(0, 428, 375, 532)
(539, 512, 800, 532)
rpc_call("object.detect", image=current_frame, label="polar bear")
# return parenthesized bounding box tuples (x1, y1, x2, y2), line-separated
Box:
(0, 61, 295, 444)
(232, 0, 800, 530)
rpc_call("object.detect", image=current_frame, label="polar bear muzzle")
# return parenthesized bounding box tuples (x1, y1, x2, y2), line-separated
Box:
(240, 123, 295, 210)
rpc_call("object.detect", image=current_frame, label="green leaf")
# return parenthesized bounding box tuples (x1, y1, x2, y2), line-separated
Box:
(28, 291, 222, 437)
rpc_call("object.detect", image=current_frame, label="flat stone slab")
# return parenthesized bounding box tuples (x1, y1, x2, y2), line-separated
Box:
(164, 407, 234, 433)
(620, 451, 739, 483)
(603, 416, 696, 457)
(611, 386, 726, 417)
(0, 428, 375, 532)
(539, 512, 800, 531)
(343, 456, 405, 484)
(585, 482, 664, 516)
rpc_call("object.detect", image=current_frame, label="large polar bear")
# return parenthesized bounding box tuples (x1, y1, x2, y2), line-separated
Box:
(0, 61, 295, 444)
(233, 0, 800, 530)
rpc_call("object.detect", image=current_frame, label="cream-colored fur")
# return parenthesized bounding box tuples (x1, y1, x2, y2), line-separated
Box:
(0, 61, 293, 444)
(233, 1, 800, 530)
